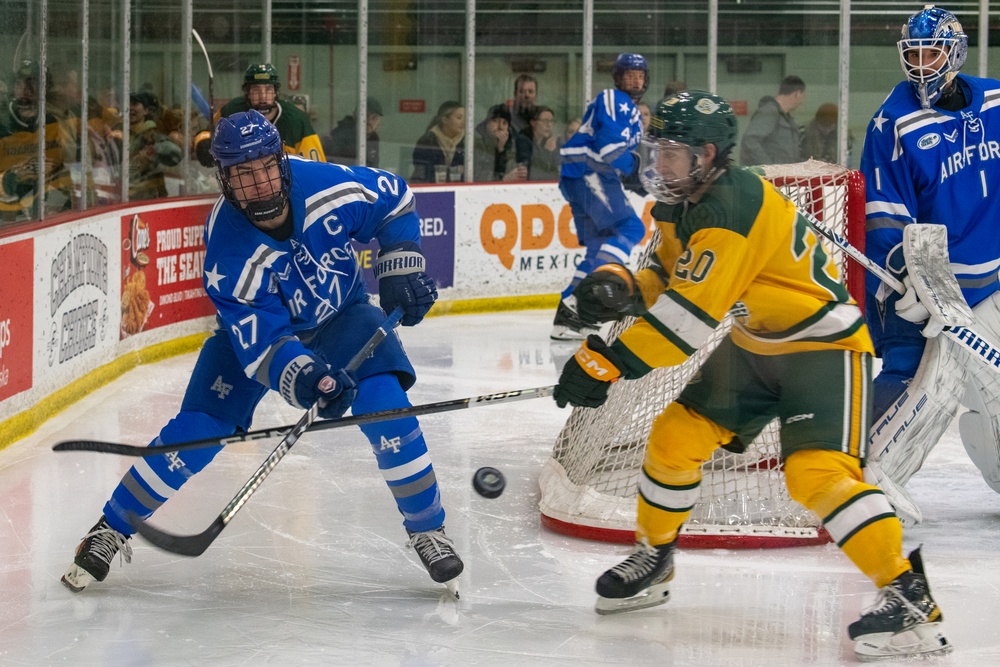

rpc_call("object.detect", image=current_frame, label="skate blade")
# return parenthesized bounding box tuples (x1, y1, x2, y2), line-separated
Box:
(550, 325, 588, 341)
(444, 578, 460, 600)
(595, 582, 670, 615)
(61, 563, 96, 593)
(854, 622, 951, 661)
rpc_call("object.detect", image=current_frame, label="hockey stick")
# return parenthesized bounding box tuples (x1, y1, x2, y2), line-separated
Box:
(124, 307, 402, 557)
(803, 212, 1000, 376)
(191, 28, 215, 127)
(54, 386, 556, 456)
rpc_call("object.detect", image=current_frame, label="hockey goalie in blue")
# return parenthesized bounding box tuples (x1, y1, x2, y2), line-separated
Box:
(861, 5, 1000, 526)
(62, 110, 464, 595)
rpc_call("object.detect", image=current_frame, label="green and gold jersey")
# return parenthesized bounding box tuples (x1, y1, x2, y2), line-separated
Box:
(205, 98, 326, 162)
(616, 166, 873, 374)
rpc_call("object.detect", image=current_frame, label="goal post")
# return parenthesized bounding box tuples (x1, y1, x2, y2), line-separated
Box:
(539, 160, 867, 548)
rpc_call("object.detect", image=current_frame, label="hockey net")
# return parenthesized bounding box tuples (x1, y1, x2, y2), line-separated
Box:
(540, 159, 866, 548)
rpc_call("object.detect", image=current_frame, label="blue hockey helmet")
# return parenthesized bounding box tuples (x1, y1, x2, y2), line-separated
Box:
(897, 5, 968, 108)
(612, 53, 649, 102)
(211, 109, 291, 224)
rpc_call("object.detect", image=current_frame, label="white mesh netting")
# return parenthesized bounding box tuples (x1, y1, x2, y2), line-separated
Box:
(539, 160, 866, 548)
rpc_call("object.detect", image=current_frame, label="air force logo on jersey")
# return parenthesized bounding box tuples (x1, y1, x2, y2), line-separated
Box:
(917, 133, 941, 150)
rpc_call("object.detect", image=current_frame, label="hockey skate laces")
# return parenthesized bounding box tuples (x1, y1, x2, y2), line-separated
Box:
(608, 540, 662, 582)
(83, 525, 133, 566)
(865, 580, 930, 625)
(407, 530, 455, 563)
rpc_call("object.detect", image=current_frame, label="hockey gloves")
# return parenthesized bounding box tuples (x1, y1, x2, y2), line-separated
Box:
(375, 241, 438, 326)
(293, 359, 359, 420)
(573, 264, 646, 325)
(554, 335, 625, 409)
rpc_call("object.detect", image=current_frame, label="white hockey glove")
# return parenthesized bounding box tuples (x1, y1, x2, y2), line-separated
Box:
(896, 275, 945, 338)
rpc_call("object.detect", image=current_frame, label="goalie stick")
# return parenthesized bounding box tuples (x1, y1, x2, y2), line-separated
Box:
(124, 307, 402, 557)
(54, 386, 556, 456)
(802, 213, 1000, 376)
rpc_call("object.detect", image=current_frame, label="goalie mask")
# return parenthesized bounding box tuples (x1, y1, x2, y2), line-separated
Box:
(638, 90, 737, 204)
(898, 5, 968, 109)
(212, 109, 292, 225)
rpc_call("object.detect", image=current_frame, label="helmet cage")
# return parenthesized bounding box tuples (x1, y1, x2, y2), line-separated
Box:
(897, 8, 967, 108)
(212, 110, 292, 224)
(243, 63, 281, 113)
(638, 137, 707, 205)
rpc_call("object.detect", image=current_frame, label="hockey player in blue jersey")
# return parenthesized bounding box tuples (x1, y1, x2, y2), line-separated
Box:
(551, 52, 648, 340)
(62, 110, 464, 595)
(862, 5, 1000, 523)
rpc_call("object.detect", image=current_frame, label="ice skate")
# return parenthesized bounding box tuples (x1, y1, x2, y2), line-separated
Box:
(61, 515, 133, 592)
(407, 526, 464, 598)
(849, 548, 950, 660)
(550, 299, 598, 341)
(594, 538, 675, 615)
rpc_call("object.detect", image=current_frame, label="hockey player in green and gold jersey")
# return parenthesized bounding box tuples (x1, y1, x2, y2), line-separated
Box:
(552, 90, 951, 660)
(194, 63, 325, 166)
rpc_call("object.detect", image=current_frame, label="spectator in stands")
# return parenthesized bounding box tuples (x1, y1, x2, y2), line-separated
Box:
(126, 91, 182, 201)
(509, 74, 539, 135)
(474, 104, 527, 182)
(194, 63, 325, 166)
(802, 102, 853, 166)
(0, 60, 75, 221)
(739, 75, 806, 166)
(411, 101, 466, 183)
(515, 105, 560, 181)
(324, 97, 383, 168)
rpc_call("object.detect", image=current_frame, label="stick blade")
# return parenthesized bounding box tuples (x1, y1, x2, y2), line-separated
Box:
(126, 511, 225, 557)
(53, 440, 149, 455)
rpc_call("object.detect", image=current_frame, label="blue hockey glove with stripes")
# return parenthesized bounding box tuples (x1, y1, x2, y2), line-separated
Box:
(286, 357, 358, 419)
(375, 241, 438, 326)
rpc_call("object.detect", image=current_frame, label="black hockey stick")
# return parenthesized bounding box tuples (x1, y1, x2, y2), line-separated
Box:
(54, 386, 557, 456)
(124, 307, 402, 557)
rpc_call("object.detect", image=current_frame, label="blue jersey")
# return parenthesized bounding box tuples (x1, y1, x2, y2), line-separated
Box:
(560, 88, 643, 179)
(202, 157, 420, 396)
(861, 74, 1000, 308)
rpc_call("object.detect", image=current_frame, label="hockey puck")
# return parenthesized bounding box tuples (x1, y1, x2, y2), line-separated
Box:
(472, 467, 506, 499)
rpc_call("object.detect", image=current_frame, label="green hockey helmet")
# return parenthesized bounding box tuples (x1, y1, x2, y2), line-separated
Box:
(639, 90, 737, 203)
(243, 63, 280, 91)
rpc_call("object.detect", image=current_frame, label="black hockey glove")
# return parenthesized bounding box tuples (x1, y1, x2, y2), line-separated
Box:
(573, 264, 646, 325)
(291, 359, 358, 420)
(375, 241, 438, 326)
(194, 131, 215, 168)
(553, 335, 625, 409)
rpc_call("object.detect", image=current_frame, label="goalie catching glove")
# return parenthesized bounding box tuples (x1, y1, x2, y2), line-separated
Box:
(375, 242, 438, 326)
(283, 356, 358, 419)
(553, 335, 626, 408)
(886, 242, 946, 338)
(573, 264, 647, 325)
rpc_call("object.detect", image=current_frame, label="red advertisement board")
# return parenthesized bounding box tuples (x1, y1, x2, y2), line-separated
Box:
(0, 238, 34, 401)
(120, 205, 216, 338)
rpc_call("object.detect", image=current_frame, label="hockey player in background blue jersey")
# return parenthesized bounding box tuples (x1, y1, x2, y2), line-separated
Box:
(862, 5, 1000, 523)
(62, 110, 464, 595)
(552, 52, 648, 340)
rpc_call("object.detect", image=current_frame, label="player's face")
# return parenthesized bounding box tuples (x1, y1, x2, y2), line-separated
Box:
(247, 84, 278, 114)
(227, 155, 285, 227)
(638, 104, 651, 131)
(904, 44, 949, 76)
(620, 70, 646, 96)
(654, 141, 699, 182)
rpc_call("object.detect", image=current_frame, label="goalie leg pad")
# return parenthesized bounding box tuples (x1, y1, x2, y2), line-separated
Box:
(868, 336, 966, 522)
(958, 291, 1000, 493)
